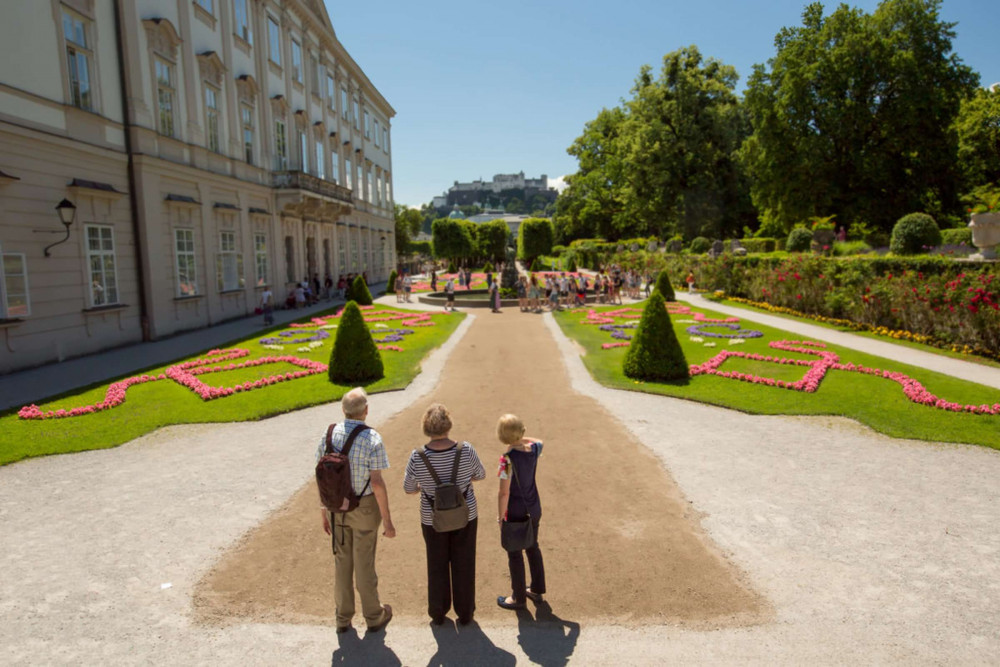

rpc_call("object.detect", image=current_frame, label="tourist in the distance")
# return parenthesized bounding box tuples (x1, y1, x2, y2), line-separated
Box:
(686, 271, 696, 294)
(260, 286, 274, 325)
(490, 275, 501, 313)
(528, 275, 540, 312)
(495, 413, 546, 610)
(403, 404, 486, 626)
(403, 273, 413, 302)
(444, 277, 455, 311)
(396, 272, 405, 303)
(517, 276, 528, 312)
(430, 270, 437, 293)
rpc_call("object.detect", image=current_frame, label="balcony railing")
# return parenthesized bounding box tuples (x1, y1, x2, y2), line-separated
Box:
(272, 170, 354, 205)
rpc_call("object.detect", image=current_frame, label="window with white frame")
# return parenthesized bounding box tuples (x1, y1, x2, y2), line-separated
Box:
(284, 235, 295, 282)
(275, 119, 288, 170)
(233, 0, 252, 43)
(351, 232, 358, 270)
(298, 129, 308, 173)
(374, 119, 380, 148)
(0, 250, 30, 318)
(174, 228, 198, 296)
(86, 225, 118, 306)
(356, 162, 362, 196)
(345, 157, 353, 190)
(341, 87, 348, 121)
(315, 140, 325, 180)
(375, 172, 381, 206)
(331, 147, 340, 183)
(327, 75, 335, 109)
(367, 166, 374, 203)
(205, 85, 220, 152)
(310, 53, 319, 93)
(353, 99, 359, 130)
(62, 9, 93, 111)
(364, 110, 370, 138)
(338, 232, 346, 273)
(362, 234, 369, 270)
(267, 16, 281, 65)
(155, 58, 175, 137)
(216, 231, 243, 291)
(254, 232, 268, 286)
(242, 104, 254, 164)
(383, 127, 389, 153)
(291, 39, 303, 83)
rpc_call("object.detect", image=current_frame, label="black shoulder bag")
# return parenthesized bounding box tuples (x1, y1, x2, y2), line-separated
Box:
(500, 454, 536, 552)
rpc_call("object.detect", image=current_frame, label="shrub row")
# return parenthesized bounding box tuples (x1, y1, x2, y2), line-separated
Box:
(657, 253, 1000, 353)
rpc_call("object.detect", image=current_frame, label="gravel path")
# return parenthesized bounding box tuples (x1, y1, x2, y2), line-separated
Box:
(1, 299, 999, 665)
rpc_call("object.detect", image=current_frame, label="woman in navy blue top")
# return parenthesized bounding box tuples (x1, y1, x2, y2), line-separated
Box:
(495, 413, 546, 610)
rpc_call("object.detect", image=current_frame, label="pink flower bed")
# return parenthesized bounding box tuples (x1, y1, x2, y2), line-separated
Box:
(289, 308, 436, 328)
(691, 339, 1000, 415)
(18, 347, 327, 420)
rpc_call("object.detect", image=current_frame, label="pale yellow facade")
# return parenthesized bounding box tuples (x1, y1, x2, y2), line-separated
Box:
(0, 0, 396, 373)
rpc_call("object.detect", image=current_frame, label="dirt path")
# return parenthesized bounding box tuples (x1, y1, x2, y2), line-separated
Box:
(195, 310, 765, 627)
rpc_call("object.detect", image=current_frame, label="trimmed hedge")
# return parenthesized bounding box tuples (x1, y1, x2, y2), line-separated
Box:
(787, 227, 813, 252)
(623, 292, 689, 381)
(689, 237, 711, 254)
(649, 253, 1000, 354)
(941, 227, 973, 246)
(386, 269, 397, 292)
(654, 270, 676, 302)
(890, 213, 942, 255)
(349, 275, 373, 306)
(741, 237, 779, 253)
(329, 301, 384, 384)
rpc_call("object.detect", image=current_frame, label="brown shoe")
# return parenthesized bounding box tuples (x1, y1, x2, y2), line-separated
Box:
(335, 624, 351, 634)
(367, 604, 393, 633)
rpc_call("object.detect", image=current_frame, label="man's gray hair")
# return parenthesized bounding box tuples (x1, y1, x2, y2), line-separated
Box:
(342, 387, 368, 419)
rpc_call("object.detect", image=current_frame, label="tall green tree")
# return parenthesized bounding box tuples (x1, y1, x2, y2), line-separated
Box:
(517, 218, 554, 267)
(431, 218, 475, 262)
(476, 219, 510, 266)
(394, 204, 423, 256)
(741, 0, 978, 233)
(956, 86, 1000, 190)
(558, 47, 751, 242)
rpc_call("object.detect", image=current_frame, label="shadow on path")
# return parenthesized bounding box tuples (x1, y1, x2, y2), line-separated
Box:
(516, 601, 581, 667)
(330, 627, 401, 666)
(427, 619, 516, 667)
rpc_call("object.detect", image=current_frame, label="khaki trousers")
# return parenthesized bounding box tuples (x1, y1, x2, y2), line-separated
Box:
(329, 494, 385, 628)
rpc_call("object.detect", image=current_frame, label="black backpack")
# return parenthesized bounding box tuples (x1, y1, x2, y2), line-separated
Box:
(316, 423, 371, 513)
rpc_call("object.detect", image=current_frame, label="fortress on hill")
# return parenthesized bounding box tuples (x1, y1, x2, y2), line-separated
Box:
(432, 172, 557, 209)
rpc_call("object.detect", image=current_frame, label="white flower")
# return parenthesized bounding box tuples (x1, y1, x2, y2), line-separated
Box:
(689, 336, 704, 343)
(297, 346, 310, 352)
(677, 319, 695, 323)
(374, 323, 388, 328)
(728, 338, 746, 345)
(319, 324, 338, 330)
(704, 342, 717, 347)
(264, 344, 283, 351)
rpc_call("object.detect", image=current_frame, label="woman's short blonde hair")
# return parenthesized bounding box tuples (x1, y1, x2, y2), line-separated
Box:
(422, 403, 453, 438)
(496, 413, 525, 445)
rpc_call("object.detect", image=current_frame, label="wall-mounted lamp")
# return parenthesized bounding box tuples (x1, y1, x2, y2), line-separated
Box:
(43, 199, 77, 257)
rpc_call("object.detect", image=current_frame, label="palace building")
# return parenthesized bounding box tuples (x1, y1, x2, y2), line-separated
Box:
(0, 0, 395, 374)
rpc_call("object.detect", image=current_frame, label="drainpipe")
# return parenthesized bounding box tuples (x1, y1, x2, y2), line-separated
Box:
(113, 0, 151, 341)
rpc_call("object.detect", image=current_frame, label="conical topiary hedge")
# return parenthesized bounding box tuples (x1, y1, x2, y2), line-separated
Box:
(654, 270, 676, 302)
(386, 269, 397, 292)
(329, 301, 384, 384)
(351, 275, 373, 305)
(623, 292, 689, 382)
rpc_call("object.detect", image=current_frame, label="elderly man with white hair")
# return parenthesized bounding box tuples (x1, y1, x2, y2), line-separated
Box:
(316, 387, 396, 634)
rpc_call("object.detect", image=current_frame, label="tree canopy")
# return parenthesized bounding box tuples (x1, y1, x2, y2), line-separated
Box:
(518, 218, 554, 266)
(741, 0, 978, 233)
(956, 86, 1000, 190)
(431, 217, 475, 261)
(476, 220, 510, 266)
(394, 204, 423, 255)
(556, 46, 751, 243)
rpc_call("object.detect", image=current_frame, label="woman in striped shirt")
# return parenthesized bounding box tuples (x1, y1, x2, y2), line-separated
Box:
(403, 403, 486, 626)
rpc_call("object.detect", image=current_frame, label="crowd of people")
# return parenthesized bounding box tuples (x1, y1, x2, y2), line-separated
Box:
(317, 389, 547, 631)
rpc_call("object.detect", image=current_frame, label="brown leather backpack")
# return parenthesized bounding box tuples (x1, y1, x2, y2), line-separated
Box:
(316, 423, 370, 513)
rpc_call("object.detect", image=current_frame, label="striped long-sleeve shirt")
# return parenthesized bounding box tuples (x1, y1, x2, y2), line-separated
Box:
(403, 442, 486, 526)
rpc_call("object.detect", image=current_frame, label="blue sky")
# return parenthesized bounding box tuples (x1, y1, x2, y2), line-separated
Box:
(324, 0, 1000, 208)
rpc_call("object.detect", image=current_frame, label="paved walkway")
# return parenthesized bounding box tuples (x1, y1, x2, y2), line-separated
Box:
(1, 301, 998, 664)
(0, 284, 384, 413)
(676, 292, 1000, 391)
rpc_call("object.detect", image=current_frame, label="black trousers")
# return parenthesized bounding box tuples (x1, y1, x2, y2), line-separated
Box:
(421, 518, 478, 621)
(507, 517, 545, 604)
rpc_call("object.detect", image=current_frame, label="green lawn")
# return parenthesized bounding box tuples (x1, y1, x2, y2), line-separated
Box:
(0, 306, 465, 466)
(711, 296, 1000, 370)
(554, 302, 1000, 449)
